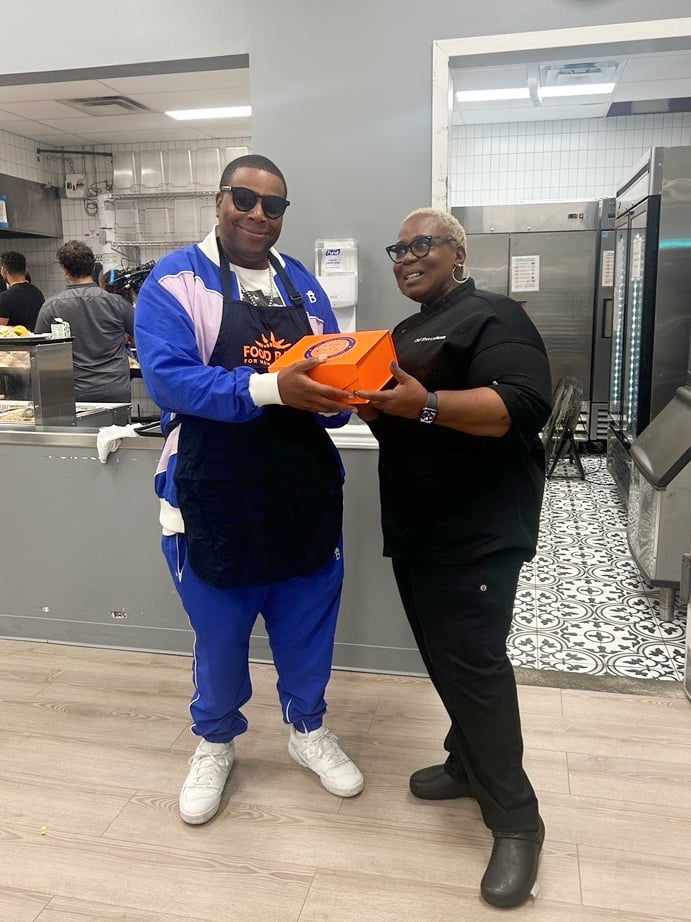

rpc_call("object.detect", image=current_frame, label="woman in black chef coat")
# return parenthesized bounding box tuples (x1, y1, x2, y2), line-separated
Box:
(356, 207, 552, 909)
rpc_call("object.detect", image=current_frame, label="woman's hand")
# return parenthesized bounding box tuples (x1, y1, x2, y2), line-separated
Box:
(354, 402, 379, 422)
(355, 361, 427, 419)
(356, 361, 512, 435)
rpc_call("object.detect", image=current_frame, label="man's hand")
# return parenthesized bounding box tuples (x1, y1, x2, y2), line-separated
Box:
(277, 357, 355, 413)
(355, 361, 427, 419)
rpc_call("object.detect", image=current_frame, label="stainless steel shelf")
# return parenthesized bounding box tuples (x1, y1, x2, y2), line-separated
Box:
(109, 240, 197, 247)
(109, 191, 216, 201)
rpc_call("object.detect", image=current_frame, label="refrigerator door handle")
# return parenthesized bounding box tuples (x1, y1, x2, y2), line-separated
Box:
(681, 553, 691, 604)
(602, 298, 613, 338)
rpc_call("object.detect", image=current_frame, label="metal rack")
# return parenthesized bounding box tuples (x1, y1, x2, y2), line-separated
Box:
(105, 190, 216, 252)
(108, 240, 198, 248)
(108, 191, 216, 201)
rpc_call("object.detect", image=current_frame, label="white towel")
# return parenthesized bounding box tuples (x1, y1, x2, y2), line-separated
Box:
(97, 423, 141, 463)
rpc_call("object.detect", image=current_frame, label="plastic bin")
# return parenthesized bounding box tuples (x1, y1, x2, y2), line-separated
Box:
(144, 207, 173, 240)
(112, 152, 137, 192)
(199, 203, 217, 233)
(139, 150, 166, 192)
(196, 148, 222, 190)
(167, 149, 194, 190)
(174, 199, 199, 240)
(114, 205, 140, 241)
(224, 146, 249, 166)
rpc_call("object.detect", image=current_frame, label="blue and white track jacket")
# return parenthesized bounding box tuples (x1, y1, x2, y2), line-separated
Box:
(134, 227, 349, 535)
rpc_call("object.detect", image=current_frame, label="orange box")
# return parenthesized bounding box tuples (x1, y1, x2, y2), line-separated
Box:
(269, 329, 396, 404)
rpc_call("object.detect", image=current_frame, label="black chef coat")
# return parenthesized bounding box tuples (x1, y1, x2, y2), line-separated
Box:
(370, 279, 552, 563)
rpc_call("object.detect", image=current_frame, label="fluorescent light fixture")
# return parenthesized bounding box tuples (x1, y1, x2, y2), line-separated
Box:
(538, 83, 615, 98)
(165, 105, 252, 120)
(455, 87, 530, 102)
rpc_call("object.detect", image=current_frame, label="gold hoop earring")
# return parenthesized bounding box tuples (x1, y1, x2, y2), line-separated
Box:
(452, 263, 469, 285)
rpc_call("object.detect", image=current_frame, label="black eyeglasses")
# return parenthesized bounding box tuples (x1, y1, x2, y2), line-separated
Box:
(219, 185, 290, 219)
(385, 235, 456, 263)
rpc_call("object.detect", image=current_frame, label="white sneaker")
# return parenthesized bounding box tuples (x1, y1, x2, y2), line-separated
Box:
(288, 726, 364, 797)
(179, 739, 234, 825)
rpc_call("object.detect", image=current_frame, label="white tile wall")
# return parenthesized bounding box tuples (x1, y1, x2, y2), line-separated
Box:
(0, 127, 60, 296)
(1, 131, 251, 296)
(449, 112, 691, 206)
(0, 127, 53, 184)
(4, 238, 60, 299)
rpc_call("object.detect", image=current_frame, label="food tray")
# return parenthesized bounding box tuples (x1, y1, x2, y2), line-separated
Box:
(0, 334, 52, 342)
(0, 401, 34, 421)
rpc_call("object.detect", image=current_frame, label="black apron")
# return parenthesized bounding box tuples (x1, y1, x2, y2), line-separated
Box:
(174, 242, 344, 588)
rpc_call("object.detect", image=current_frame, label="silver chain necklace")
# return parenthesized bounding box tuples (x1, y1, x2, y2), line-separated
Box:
(239, 267, 280, 306)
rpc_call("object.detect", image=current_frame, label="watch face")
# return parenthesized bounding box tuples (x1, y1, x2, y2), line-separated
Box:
(419, 406, 437, 424)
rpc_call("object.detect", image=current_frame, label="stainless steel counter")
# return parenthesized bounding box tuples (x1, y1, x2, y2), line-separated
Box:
(0, 415, 376, 448)
(0, 419, 420, 675)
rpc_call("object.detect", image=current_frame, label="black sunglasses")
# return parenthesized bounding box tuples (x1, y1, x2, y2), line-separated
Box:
(385, 235, 456, 263)
(219, 185, 290, 219)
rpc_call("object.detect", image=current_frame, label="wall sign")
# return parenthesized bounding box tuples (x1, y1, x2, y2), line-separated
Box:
(511, 254, 540, 292)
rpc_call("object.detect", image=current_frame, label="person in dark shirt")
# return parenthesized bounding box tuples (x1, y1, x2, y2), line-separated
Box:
(34, 241, 134, 403)
(356, 208, 552, 910)
(0, 251, 45, 330)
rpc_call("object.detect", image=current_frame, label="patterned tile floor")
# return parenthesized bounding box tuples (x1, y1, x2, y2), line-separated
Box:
(509, 453, 688, 681)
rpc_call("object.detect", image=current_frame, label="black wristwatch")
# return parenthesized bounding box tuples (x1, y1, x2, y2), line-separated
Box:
(418, 391, 438, 424)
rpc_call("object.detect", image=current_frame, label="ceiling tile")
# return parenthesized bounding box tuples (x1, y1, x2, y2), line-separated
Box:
(74, 126, 213, 143)
(0, 80, 115, 103)
(36, 133, 99, 147)
(613, 79, 691, 102)
(37, 113, 176, 131)
(0, 119, 91, 141)
(129, 88, 250, 110)
(102, 69, 250, 94)
(0, 100, 82, 119)
(180, 117, 252, 135)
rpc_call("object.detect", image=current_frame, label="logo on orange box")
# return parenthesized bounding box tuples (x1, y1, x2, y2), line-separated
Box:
(305, 336, 356, 360)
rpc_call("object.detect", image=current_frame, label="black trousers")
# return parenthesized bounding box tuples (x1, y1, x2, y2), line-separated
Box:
(392, 550, 539, 835)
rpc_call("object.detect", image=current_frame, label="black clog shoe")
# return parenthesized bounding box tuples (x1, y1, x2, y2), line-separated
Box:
(480, 816, 545, 908)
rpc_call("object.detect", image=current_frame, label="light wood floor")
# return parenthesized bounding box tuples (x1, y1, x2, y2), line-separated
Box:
(2, 637, 691, 922)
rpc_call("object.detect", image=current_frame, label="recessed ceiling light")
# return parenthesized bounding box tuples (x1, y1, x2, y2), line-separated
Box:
(455, 88, 531, 102)
(165, 105, 252, 120)
(539, 83, 615, 98)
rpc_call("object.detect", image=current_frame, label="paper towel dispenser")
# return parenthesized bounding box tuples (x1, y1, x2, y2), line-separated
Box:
(315, 238, 358, 332)
(0, 173, 62, 238)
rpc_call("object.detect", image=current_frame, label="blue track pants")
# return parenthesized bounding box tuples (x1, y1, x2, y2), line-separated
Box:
(162, 533, 344, 743)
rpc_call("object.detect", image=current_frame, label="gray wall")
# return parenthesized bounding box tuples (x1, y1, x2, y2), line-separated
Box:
(3, 1, 689, 333)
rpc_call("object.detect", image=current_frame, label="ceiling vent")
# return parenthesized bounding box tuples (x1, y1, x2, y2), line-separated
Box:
(64, 96, 151, 116)
(539, 61, 620, 89)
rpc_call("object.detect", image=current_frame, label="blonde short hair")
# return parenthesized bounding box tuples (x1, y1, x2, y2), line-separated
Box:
(401, 207, 467, 250)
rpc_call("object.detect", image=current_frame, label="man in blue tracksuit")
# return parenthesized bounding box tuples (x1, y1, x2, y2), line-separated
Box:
(135, 154, 364, 825)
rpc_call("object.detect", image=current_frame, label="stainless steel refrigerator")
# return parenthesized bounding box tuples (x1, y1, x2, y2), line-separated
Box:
(452, 200, 615, 442)
(607, 145, 691, 505)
